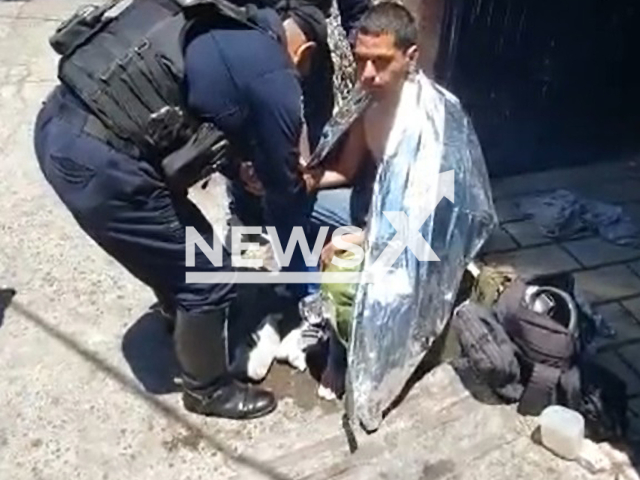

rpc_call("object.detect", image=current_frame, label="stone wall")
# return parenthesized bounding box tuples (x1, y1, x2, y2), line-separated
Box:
(401, 0, 444, 77)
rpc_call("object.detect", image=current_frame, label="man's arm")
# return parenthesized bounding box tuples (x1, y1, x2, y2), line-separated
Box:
(304, 117, 367, 192)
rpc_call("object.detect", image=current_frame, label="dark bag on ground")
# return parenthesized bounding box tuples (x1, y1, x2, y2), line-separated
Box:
(49, 0, 282, 190)
(452, 271, 628, 441)
(451, 301, 523, 402)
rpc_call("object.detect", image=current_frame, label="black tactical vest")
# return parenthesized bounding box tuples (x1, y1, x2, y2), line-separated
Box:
(49, 0, 282, 190)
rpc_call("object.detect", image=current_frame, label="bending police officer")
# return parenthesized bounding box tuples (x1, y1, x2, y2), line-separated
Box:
(33, 0, 327, 420)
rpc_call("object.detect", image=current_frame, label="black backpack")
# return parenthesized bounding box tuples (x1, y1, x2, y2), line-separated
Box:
(49, 0, 283, 190)
(494, 278, 581, 415)
(451, 301, 523, 403)
(452, 273, 628, 441)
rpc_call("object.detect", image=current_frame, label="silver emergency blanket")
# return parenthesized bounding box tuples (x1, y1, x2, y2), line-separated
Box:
(325, 71, 498, 432)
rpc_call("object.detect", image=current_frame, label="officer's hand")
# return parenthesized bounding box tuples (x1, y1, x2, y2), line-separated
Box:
(301, 166, 323, 193)
(239, 162, 265, 196)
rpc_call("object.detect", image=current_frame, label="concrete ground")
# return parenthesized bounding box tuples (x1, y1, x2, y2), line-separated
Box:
(1, 1, 640, 479)
(0, 2, 330, 478)
(481, 159, 640, 449)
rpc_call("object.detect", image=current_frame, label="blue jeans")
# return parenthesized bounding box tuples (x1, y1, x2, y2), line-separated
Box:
(310, 184, 373, 233)
(229, 176, 373, 256)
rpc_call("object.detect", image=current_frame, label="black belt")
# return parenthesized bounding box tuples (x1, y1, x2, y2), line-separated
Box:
(82, 113, 142, 159)
(52, 87, 142, 159)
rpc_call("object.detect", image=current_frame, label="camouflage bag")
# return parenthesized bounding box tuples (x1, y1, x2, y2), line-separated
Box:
(470, 264, 519, 308)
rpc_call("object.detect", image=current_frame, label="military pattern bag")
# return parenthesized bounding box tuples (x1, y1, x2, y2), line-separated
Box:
(320, 250, 361, 346)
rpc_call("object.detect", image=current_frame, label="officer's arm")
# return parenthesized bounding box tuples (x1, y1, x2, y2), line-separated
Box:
(245, 69, 305, 195)
(337, 0, 371, 41)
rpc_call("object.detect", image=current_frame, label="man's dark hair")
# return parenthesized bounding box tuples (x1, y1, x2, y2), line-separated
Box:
(279, 1, 328, 45)
(356, 1, 417, 51)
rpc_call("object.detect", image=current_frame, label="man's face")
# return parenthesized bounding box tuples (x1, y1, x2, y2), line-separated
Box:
(354, 32, 415, 101)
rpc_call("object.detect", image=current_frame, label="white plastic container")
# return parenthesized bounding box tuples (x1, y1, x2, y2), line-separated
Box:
(539, 405, 585, 460)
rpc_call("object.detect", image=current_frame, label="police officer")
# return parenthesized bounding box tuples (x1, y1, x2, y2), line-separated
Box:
(227, 0, 370, 243)
(34, 1, 327, 420)
(235, 0, 372, 147)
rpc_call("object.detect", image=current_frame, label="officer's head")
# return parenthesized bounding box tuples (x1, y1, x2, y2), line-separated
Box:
(280, 2, 327, 75)
(354, 1, 418, 101)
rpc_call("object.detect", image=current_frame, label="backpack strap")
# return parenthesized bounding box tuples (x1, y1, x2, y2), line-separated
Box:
(452, 301, 523, 402)
(518, 363, 563, 415)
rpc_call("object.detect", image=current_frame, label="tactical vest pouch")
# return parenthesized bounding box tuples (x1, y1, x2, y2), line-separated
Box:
(50, 0, 271, 189)
(49, 3, 114, 57)
(52, 0, 190, 153)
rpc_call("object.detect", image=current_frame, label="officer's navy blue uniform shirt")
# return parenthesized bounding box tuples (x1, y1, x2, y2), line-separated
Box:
(182, 12, 315, 292)
(182, 14, 304, 197)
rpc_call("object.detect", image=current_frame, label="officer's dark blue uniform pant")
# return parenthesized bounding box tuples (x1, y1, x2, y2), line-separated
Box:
(34, 86, 235, 314)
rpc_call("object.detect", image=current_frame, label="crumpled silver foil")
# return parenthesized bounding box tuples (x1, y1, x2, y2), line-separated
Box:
(307, 84, 371, 168)
(314, 71, 497, 432)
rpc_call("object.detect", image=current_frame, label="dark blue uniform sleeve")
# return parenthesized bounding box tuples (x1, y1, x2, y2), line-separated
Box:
(245, 68, 305, 197)
(337, 0, 371, 41)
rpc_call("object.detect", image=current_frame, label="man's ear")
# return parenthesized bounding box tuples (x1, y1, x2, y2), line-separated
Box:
(295, 41, 316, 75)
(406, 44, 419, 63)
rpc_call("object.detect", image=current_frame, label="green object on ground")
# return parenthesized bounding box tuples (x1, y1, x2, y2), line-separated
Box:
(321, 250, 361, 346)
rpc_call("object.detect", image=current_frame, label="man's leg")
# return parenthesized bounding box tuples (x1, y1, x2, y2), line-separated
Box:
(310, 188, 354, 233)
(34, 87, 276, 419)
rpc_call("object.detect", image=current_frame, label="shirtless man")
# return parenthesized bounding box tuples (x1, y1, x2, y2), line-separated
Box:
(303, 1, 420, 265)
(300, 1, 420, 398)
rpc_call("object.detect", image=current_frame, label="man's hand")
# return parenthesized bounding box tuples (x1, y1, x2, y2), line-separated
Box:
(239, 162, 265, 196)
(320, 241, 340, 269)
(320, 231, 365, 269)
(301, 166, 324, 194)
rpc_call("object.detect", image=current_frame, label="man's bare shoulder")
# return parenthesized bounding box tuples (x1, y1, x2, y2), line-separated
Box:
(325, 115, 366, 169)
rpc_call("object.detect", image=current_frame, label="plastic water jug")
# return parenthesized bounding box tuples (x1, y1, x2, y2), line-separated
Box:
(539, 405, 585, 460)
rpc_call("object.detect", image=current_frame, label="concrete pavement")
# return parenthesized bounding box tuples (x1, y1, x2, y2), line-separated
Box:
(0, 2, 324, 478)
(1, 2, 638, 479)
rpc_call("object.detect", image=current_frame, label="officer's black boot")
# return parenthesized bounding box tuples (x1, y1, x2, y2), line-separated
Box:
(152, 288, 176, 334)
(174, 306, 277, 420)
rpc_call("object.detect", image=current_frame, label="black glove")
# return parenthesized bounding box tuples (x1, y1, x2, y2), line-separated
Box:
(161, 122, 233, 191)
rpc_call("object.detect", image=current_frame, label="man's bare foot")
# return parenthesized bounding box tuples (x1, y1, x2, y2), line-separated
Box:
(317, 333, 347, 400)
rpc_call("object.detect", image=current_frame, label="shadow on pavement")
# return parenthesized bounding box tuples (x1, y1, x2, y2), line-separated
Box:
(121, 282, 307, 397)
(8, 299, 294, 480)
(121, 308, 180, 395)
(0, 288, 16, 328)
